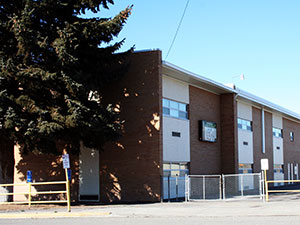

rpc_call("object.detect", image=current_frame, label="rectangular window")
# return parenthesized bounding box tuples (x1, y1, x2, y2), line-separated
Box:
(162, 98, 188, 120)
(237, 118, 252, 131)
(163, 98, 169, 108)
(162, 107, 170, 115)
(163, 171, 170, 177)
(273, 127, 283, 138)
(163, 162, 189, 177)
(274, 164, 284, 173)
(170, 109, 179, 118)
(179, 103, 186, 111)
(238, 163, 253, 174)
(290, 132, 294, 142)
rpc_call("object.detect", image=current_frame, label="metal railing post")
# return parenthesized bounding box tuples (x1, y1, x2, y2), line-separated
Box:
(241, 175, 244, 197)
(222, 174, 225, 200)
(66, 180, 71, 212)
(28, 182, 32, 207)
(203, 176, 206, 200)
(168, 175, 170, 202)
(259, 173, 263, 200)
(65, 168, 71, 212)
(188, 175, 191, 201)
(264, 170, 269, 202)
(176, 175, 178, 202)
(185, 174, 188, 203)
(219, 175, 222, 200)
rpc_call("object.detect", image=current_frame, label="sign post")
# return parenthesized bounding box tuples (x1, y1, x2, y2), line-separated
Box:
(261, 158, 269, 201)
(27, 170, 32, 207)
(62, 154, 71, 212)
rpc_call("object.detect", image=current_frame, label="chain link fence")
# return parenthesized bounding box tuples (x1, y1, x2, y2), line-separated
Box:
(222, 173, 263, 200)
(183, 173, 263, 201)
(186, 175, 222, 201)
(163, 176, 186, 201)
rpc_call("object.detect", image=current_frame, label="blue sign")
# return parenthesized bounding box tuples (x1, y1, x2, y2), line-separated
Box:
(67, 169, 72, 181)
(27, 170, 32, 183)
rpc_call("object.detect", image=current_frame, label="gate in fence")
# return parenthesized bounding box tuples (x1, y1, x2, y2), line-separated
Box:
(163, 175, 186, 201)
(187, 175, 222, 201)
(222, 173, 263, 200)
(184, 173, 263, 201)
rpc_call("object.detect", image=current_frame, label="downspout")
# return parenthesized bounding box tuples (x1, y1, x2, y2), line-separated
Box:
(234, 90, 239, 174)
(262, 107, 265, 154)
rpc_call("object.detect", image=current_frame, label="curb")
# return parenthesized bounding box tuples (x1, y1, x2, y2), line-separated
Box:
(0, 211, 111, 219)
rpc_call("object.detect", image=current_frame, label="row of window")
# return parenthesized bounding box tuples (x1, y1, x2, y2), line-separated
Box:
(239, 163, 284, 174)
(237, 118, 252, 131)
(162, 99, 295, 141)
(238, 164, 253, 174)
(163, 162, 189, 177)
(238, 118, 294, 141)
(163, 98, 188, 120)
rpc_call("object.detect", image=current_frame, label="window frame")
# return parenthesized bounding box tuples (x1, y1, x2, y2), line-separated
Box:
(273, 127, 283, 138)
(273, 164, 284, 173)
(238, 163, 253, 174)
(163, 162, 189, 177)
(290, 131, 294, 142)
(162, 98, 189, 120)
(237, 118, 252, 132)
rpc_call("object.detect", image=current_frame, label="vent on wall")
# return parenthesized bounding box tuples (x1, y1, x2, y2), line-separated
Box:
(79, 195, 99, 202)
(172, 132, 181, 137)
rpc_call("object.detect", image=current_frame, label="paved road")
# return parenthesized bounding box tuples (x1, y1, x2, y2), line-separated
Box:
(2, 196, 300, 225)
(1, 215, 300, 225)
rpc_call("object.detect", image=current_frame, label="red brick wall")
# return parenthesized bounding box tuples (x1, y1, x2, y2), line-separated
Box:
(283, 118, 300, 179)
(14, 146, 79, 202)
(252, 108, 274, 180)
(12, 50, 162, 204)
(189, 86, 221, 175)
(252, 107, 262, 172)
(264, 111, 274, 180)
(220, 94, 238, 174)
(100, 50, 163, 203)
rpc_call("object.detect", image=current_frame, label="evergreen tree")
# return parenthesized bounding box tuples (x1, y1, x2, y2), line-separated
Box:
(0, 0, 133, 154)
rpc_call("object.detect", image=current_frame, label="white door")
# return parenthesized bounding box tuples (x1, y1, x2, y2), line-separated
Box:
(79, 145, 100, 201)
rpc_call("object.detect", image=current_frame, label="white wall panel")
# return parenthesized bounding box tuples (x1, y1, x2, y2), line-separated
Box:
(238, 130, 254, 164)
(163, 117, 190, 162)
(272, 114, 284, 165)
(273, 114, 283, 129)
(162, 75, 189, 103)
(273, 138, 284, 164)
(237, 102, 252, 120)
(237, 101, 253, 164)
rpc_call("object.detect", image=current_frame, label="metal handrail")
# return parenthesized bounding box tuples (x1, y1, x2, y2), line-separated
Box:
(0, 180, 71, 211)
(265, 179, 300, 201)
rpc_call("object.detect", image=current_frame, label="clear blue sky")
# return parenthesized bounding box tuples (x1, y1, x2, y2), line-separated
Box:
(85, 0, 300, 114)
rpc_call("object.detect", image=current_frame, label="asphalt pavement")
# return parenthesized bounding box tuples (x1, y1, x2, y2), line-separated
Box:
(1, 194, 300, 224)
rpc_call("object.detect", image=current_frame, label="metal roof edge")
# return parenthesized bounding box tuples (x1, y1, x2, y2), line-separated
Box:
(162, 61, 300, 121)
(162, 61, 237, 94)
(236, 88, 300, 120)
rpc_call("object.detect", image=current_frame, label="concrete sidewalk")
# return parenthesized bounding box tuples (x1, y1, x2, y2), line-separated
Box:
(1, 197, 300, 219)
